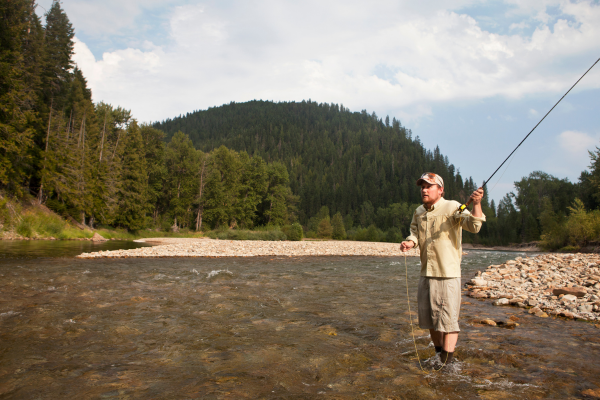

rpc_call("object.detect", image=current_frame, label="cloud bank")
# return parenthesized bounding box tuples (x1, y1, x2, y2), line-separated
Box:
(69, 0, 600, 123)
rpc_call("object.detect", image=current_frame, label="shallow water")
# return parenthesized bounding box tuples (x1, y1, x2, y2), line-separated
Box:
(0, 243, 599, 399)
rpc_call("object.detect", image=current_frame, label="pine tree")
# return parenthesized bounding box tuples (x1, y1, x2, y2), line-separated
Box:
(331, 212, 346, 239)
(164, 131, 200, 229)
(115, 121, 147, 231)
(0, 0, 42, 195)
(317, 217, 333, 238)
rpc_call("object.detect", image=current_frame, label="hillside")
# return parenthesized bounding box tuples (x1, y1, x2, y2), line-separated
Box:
(154, 100, 478, 226)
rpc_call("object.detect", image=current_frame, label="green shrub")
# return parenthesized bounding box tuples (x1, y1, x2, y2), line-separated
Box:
(317, 218, 333, 238)
(385, 227, 403, 243)
(540, 198, 600, 251)
(16, 217, 33, 237)
(558, 245, 580, 253)
(331, 213, 346, 240)
(285, 223, 304, 241)
(205, 228, 287, 241)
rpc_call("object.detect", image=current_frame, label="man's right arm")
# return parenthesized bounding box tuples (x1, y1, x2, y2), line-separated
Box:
(401, 212, 419, 252)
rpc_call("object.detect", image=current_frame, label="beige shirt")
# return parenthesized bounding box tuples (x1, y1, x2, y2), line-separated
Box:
(405, 197, 486, 278)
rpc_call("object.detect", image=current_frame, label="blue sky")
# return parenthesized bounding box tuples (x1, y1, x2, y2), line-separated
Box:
(36, 0, 600, 205)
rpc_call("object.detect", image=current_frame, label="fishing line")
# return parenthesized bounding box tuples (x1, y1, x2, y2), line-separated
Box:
(459, 56, 600, 212)
(404, 57, 599, 371)
(405, 214, 464, 372)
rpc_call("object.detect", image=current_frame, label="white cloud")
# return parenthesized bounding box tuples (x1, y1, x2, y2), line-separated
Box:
(69, 0, 600, 123)
(557, 130, 598, 156)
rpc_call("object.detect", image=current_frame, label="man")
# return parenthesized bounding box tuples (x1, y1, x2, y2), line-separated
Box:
(400, 172, 485, 366)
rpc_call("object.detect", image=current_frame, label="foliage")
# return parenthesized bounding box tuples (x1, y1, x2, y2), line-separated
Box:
(205, 228, 287, 241)
(8, 0, 600, 247)
(539, 198, 600, 251)
(317, 217, 333, 239)
(282, 222, 303, 241)
(331, 212, 346, 239)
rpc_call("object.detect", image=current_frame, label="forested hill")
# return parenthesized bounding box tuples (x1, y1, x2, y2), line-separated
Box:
(153, 101, 479, 223)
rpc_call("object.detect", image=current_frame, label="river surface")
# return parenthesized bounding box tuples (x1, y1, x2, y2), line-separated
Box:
(0, 242, 598, 399)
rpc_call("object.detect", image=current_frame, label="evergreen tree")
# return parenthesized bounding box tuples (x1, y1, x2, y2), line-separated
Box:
(140, 125, 166, 225)
(0, 0, 41, 195)
(317, 217, 333, 238)
(331, 212, 346, 239)
(115, 121, 147, 231)
(164, 131, 199, 229)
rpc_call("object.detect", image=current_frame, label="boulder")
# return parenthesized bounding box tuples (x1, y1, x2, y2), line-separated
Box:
(493, 298, 509, 306)
(527, 299, 538, 307)
(553, 287, 587, 298)
(578, 304, 594, 313)
(560, 311, 575, 319)
(470, 278, 487, 286)
(562, 294, 578, 302)
(91, 233, 108, 242)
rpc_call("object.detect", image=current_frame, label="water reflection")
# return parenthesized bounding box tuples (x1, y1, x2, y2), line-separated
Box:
(0, 246, 598, 399)
(0, 240, 149, 259)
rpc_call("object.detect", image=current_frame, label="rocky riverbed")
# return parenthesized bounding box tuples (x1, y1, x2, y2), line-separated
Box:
(76, 238, 420, 259)
(466, 253, 600, 322)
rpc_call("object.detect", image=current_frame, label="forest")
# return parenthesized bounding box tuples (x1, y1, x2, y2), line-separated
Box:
(2, 0, 600, 250)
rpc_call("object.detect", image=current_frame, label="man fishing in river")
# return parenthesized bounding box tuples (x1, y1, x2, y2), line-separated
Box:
(400, 172, 485, 367)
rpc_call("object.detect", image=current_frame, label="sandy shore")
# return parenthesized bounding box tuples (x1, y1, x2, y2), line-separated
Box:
(465, 253, 600, 322)
(76, 238, 420, 258)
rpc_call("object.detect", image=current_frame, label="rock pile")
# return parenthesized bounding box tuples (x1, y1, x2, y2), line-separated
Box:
(465, 253, 600, 322)
(76, 238, 420, 259)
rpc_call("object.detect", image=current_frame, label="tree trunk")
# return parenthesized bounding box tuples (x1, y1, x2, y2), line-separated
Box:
(111, 129, 122, 161)
(38, 99, 53, 204)
(66, 109, 72, 141)
(195, 160, 206, 231)
(99, 111, 107, 162)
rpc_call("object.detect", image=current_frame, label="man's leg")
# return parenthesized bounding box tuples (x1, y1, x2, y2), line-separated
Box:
(443, 332, 458, 352)
(429, 329, 443, 350)
(430, 330, 458, 351)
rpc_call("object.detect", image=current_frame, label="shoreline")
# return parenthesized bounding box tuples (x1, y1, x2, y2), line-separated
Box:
(465, 253, 600, 322)
(462, 243, 542, 252)
(76, 238, 420, 258)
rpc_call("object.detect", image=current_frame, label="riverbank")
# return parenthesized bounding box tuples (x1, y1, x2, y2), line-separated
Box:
(465, 253, 600, 322)
(76, 238, 420, 258)
(462, 242, 542, 252)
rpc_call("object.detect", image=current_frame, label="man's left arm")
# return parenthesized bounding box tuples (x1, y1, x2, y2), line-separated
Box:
(461, 188, 486, 233)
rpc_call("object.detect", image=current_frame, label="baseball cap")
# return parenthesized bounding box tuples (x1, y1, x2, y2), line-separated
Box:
(416, 172, 444, 188)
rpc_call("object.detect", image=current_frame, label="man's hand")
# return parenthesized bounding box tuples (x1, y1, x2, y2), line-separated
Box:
(470, 187, 484, 205)
(400, 241, 415, 252)
(470, 187, 484, 217)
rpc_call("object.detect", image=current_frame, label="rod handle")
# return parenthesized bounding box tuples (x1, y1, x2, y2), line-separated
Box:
(458, 186, 483, 213)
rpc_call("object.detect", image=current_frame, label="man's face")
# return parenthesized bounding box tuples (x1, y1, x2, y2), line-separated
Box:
(420, 182, 443, 207)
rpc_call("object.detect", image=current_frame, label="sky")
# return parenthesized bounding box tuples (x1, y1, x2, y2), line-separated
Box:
(36, 0, 600, 205)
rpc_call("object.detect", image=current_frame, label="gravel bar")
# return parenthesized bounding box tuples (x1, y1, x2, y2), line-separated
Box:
(465, 253, 600, 322)
(76, 238, 420, 259)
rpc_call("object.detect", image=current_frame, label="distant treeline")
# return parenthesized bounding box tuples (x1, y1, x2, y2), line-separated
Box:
(4, 0, 599, 249)
(153, 100, 489, 239)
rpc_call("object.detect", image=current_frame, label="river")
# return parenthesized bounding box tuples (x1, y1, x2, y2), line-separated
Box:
(0, 241, 598, 399)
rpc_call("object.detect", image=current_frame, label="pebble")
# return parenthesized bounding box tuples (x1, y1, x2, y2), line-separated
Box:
(465, 253, 600, 323)
(76, 238, 420, 259)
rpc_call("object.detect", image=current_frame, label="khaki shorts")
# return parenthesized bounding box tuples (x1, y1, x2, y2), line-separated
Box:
(417, 276, 461, 332)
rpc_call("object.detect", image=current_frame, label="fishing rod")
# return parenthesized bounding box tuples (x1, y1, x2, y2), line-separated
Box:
(458, 56, 600, 214)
